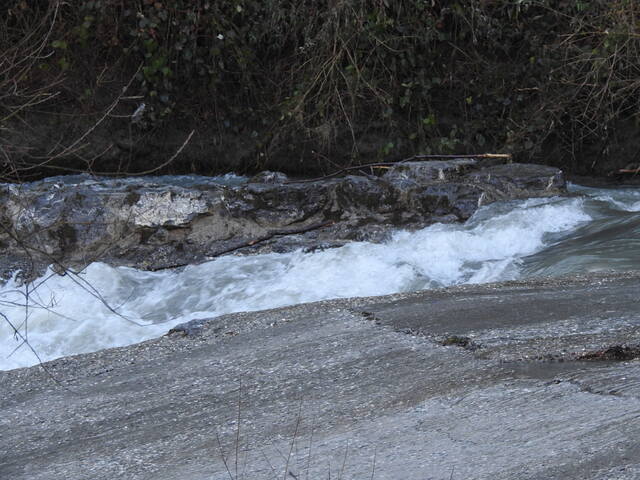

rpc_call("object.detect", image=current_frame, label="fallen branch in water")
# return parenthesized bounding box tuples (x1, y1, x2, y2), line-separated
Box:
(149, 220, 335, 272)
(285, 153, 512, 184)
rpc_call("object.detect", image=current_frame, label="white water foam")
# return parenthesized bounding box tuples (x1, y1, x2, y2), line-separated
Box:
(0, 196, 590, 370)
(596, 196, 640, 212)
(569, 183, 640, 212)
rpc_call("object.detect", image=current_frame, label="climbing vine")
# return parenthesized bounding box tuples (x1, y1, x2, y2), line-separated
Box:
(2, 0, 640, 177)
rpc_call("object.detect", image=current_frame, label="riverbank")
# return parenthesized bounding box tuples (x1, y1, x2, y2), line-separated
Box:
(2, 272, 640, 479)
(3, 1, 640, 180)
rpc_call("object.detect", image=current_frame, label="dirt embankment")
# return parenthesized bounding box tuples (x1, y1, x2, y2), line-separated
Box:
(2, 1, 640, 181)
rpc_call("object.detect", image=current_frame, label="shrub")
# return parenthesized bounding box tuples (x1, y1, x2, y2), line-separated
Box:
(2, 0, 639, 178)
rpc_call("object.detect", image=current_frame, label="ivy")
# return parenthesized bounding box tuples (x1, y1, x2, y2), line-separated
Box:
(4, 0, 640, 172)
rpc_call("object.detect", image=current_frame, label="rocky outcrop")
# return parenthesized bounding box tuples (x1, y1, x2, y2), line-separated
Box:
(0, 160, 565, 274)
(2, 272, 640, 480)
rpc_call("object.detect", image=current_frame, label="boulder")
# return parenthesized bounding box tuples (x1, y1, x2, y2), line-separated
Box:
(0, 160, 566, 275)
(383, 158, 477, 184)
(2, 272, 640, 480)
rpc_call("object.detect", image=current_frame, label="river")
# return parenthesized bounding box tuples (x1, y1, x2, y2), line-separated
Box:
(1, 181, 639, 370)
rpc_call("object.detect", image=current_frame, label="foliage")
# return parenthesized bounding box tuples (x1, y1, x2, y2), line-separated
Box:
(2, 0, 640, 177)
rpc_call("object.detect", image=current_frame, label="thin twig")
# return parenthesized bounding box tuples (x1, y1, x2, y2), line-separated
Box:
(283, 399, 304, 480)
(41, 64, 143, 163)
(216, 429, 235, 480)
(370, 447, 377, 480)
(338, 440, 349, 480)
(260, 448, 279, 480)
(284, 153, 511, 184)
(119, 129, 195, 176)
(0, 311, 72, 391)
(305, 416, 316, 480)
(235, 380, 242, 480)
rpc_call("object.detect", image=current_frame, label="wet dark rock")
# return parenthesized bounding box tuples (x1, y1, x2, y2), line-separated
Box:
(0, 159, 566, 274)
(248, 170, 288, 184)
(441, 335, 482, 351)
(166, 318, 210, 337)
(383, 159, 477, 184)
(465, 163, 565, 197)
(578, 345, 640, 361)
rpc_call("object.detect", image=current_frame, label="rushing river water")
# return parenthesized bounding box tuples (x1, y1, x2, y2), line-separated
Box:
(1, 181, 640, 370)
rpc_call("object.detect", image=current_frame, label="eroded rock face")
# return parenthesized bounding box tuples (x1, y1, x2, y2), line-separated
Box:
(0, 160, 565, 274)
(3, 272, 640, 480)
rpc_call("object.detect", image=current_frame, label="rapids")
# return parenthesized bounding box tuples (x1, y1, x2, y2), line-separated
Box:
(1, 182, 639, 370)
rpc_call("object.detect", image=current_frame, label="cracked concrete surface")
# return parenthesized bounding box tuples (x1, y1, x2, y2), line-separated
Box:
(2, 272, 640, 479)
